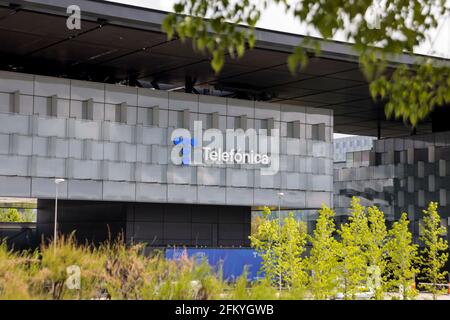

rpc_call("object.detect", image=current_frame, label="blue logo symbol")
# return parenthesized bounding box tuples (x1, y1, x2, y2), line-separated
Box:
(173, 136, 197, 165)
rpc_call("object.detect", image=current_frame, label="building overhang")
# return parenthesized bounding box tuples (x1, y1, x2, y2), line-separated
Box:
(1, 0, 448, 137)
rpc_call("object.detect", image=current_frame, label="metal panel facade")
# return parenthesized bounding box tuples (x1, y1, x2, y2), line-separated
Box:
(0, 70, 333, 209)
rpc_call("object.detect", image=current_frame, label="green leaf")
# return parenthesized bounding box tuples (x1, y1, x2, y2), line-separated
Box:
(211, 51, 225, 73)
(162, 15, 175, 40)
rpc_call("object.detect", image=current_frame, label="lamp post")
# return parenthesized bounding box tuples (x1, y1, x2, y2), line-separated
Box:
(54, 178, 65, 247)
(277, 192, 284, 293)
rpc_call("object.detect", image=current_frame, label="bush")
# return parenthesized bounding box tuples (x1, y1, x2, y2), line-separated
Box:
(0, 241, 33, 299)
(0, 199, 448, 300)
(0, 236, 230, 300)
(0, 208, 36, 223)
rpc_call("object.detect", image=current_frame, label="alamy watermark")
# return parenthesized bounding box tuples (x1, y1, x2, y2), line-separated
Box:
(66, 5, 81, 30)
(170, 121, 280, 175)
(65, 265, 81, 290)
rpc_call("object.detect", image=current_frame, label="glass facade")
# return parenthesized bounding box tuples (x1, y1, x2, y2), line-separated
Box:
(334, 132, 450, 243)
(334, 135, 376, 162)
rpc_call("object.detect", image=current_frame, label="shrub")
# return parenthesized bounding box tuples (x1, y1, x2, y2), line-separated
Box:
(0, 241, 33, 299)
(30, 234, 105, 299)
(0, 199, 448, 300)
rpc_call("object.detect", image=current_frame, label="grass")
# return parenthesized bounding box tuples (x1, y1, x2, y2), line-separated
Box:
(0, 235, 247, 300)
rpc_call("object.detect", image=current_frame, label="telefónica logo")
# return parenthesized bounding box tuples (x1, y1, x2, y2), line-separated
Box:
(170, 121, 280, 175)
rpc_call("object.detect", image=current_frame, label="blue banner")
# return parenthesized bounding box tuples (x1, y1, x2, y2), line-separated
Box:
(165, 248, 264, 282)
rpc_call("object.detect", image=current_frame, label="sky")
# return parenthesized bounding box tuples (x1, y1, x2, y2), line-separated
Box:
(107, 1, 450, 139)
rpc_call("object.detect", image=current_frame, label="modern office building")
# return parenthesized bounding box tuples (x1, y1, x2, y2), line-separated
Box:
(0, 0, 448, 249)
(334, 133, 450, 243)
(0, 69, 333, 246)
(334, 135, 376, 163)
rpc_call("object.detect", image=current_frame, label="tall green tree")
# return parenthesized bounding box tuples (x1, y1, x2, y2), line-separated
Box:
(249, 207, 308, 292)
(336, 197, 370, 299)
(419, 202, 449, 300)
(366, 206, 388, 299)
(249, 207, 278, 285)
(278, 212, 308, 291)
(385, 213, 418, 300)
(163, 0, 450, 127)
(307, 205, 340, 299)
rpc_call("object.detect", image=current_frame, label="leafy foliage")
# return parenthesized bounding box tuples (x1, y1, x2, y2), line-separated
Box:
(0, 200, 448, 300)
(307, 205, 340, 299)
(370, 62, 450, 126)
(385, 213, 418, 300)
(162, 0, 260, 74)
(249, 206, 308, 291)
(366, 205, 388, 299)
(0, 208, 36, 223)
(163, 0, 450, 126)
(0, 208, 22, 222)
(418, 202, 449, 299)
(0, 241, 32, 299)
(336, 198, 370, 300)
(31, 234, 105, 299)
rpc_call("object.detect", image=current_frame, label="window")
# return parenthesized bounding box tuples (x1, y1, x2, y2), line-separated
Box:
(47, 95, 58, 117)
(146, 106, 159, 126)
(256, 118, 275, 135)
(260, 119, 268, 130)
(115, 102, 127, 123)
(205, 112, 219, 129)
(10, 91, 20, 114)
(311, 123, 325, 141)
(82, 98, 94, 120)
(375, 152, 382, 165)
(176, 109, 190, 128)
(287, 120, 300, 138)
(234, 115, 247, 130)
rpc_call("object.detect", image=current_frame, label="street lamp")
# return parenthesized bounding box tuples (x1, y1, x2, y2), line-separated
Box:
(277, 192, 284, 293)
(54, 178, 65, 246)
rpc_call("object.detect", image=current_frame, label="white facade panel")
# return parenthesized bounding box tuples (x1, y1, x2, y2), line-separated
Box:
(0, 113, 29, 135)
(167, 184, 197, 203)
(0, 71, 333, 209)
(136, 182, 167, 202)
(103, 181, 135, 201)
(0, 155, 29, 176)
(0, 176, 31, 197)
(197, 186, 226, 204)
(68, 179, 103, 200)
(226, 187, 254, 206)
(32, 157, 65, 178)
